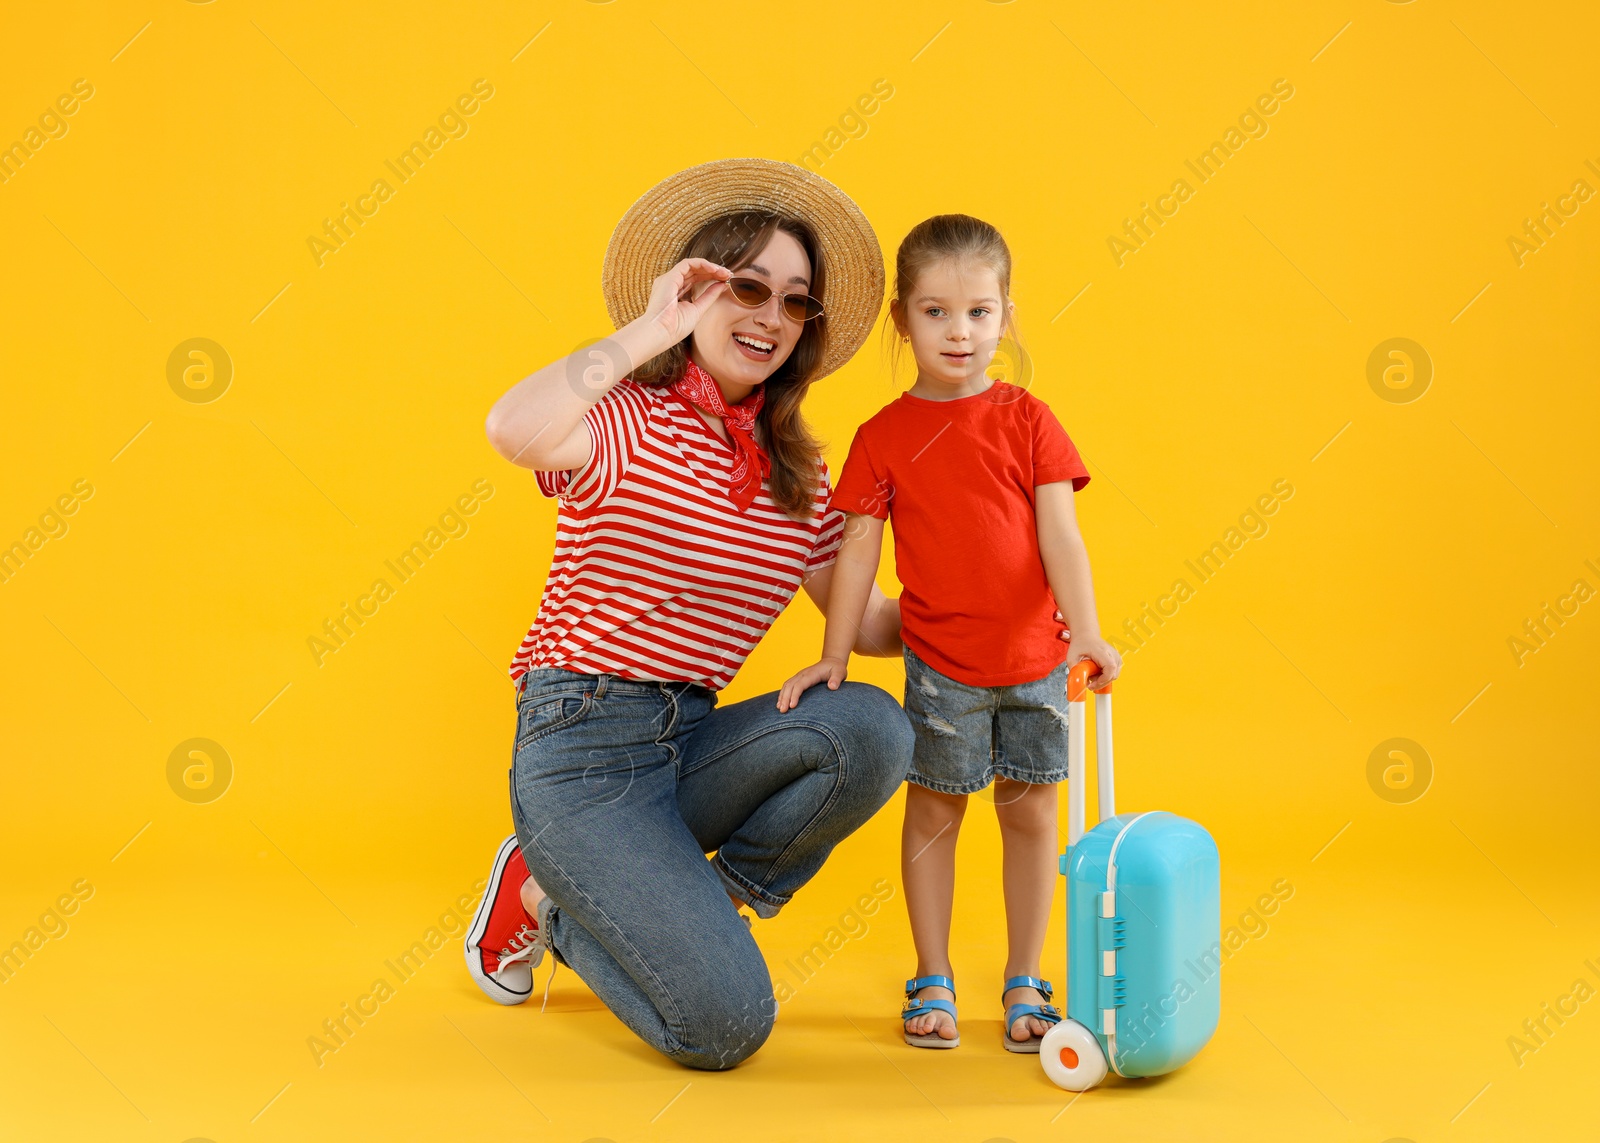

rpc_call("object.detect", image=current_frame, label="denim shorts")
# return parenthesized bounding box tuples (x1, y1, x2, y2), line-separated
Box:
(902, 644, 1071, 795)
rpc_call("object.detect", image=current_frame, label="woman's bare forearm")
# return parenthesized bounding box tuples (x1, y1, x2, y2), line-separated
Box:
(485, 316, 674, 470)
(802, 564, 902, 656)
(854, 585, 903, 656)
(487, 257, 735, 469)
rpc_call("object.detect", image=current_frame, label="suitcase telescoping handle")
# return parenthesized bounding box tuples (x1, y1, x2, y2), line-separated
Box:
(1065, 659, 1114, 848)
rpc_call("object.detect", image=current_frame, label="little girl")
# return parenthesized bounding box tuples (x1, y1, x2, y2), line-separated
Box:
(778, 214, 1120, 1052)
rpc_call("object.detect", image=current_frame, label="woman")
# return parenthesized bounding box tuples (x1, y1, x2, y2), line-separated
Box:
(462, 159, 912, 1070)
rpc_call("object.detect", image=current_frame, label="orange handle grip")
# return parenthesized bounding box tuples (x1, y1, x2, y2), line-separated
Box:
(1066, 658, 1112, 702)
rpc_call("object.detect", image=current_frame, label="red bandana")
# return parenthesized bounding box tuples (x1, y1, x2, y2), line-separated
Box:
(672, 358, 771, 512)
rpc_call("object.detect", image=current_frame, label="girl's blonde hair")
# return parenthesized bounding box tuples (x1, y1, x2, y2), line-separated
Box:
(883, 213, 1024, 383)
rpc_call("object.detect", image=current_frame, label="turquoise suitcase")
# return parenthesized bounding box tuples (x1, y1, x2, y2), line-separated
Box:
(1040, 662, 1221, 1090)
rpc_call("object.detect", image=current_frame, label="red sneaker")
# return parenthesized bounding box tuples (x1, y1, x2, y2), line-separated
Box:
(463, 835, 544, 1005)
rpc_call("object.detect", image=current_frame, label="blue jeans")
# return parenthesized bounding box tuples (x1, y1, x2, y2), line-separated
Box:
(508, 667, 912, 1070)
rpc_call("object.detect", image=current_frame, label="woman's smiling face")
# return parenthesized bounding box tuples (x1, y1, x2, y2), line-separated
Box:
(688, 228, 814, 393)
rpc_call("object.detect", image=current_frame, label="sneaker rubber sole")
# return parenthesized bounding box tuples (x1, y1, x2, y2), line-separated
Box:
(463, 834, 538, 1005)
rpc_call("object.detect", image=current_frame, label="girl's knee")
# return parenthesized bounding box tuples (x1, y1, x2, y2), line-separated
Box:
(992, 779, 1057, 827)
(907, 783, 968, 824)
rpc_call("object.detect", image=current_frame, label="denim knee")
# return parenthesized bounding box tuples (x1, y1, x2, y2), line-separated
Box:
(667, 978, 776, 1070)
(830, 681, 914, 793)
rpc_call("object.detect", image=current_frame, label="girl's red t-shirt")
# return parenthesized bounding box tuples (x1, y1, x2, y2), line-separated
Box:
(832, 383, 1090, 688)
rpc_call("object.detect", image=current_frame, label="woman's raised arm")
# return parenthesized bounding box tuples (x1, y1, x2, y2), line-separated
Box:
(484, 258, 731, 470)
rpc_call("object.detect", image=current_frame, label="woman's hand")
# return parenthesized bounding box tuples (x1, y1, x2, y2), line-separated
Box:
(642, 257, 732, 344)
(776, 657, 848, 713)
(486, 261, 728, 470)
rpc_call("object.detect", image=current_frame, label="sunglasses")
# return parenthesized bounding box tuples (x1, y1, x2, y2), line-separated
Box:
(724, 276, 825, 323)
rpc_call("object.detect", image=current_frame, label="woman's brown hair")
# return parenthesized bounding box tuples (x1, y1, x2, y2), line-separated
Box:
(631, 212, 828, 519)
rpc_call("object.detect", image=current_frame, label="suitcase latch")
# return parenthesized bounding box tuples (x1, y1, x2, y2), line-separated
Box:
(1096, 914, 1127, 951)
(1096, 973, 1127, 1010)
(1096, 890, 1126, 1031)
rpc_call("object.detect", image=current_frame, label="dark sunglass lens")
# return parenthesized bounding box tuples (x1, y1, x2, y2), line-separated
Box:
(784, 296, 824, 322)
(728, 278, 770, 305)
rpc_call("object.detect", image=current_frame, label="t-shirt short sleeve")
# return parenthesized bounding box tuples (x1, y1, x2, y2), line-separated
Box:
(831, 426, 894, 520)
(1030, 398, 1091, 491)
(534, 379, 653, 510)
(805, 464, 846, 573)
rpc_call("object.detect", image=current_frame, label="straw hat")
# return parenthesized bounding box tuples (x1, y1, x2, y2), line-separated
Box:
(602, 158, 885, 380)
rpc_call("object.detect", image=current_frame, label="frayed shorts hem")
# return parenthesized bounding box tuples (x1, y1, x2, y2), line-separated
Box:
(905, 767, 1068, 796)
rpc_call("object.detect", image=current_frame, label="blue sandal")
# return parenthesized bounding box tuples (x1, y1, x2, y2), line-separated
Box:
(902, 975, 959, 1049)
(1001, 975, 1062, 1053)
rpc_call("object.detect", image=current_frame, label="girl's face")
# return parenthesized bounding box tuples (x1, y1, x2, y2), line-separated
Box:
(894, 259, 1012, 396)
(688, 228, 814, 396)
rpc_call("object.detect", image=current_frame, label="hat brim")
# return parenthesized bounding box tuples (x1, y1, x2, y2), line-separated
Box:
(602, 158, 885, 382)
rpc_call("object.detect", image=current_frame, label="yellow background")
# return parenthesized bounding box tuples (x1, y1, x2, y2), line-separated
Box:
(3, 1, 1597, 1139)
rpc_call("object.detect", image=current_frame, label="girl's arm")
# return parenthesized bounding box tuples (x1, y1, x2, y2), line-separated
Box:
(1036, 481, 1122, 687)
(799, 556, 902, 656)
(484, 258, 730, 470)
(778, 515, 887, 711)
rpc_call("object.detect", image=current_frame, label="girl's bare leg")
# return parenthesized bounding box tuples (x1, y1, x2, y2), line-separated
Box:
(993, 777, 1060, 1043)
(900, 784, 967, 1040)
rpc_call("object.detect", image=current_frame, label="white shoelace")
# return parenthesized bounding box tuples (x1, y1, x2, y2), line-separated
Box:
(489, 924, 543, 979)
(540, 958, 559, 1012)
(489, 922, 560, 1012)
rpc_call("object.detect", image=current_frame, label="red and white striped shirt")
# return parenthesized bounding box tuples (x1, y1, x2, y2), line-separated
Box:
(509, 378, 845, 690)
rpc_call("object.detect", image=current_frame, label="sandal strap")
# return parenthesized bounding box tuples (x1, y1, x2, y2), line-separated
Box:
(903, 996, 959, 1023)
(904, 974, 956, 999)
(1000, 975, 1054, 1002)
(1004, 1001, 1062, 1029)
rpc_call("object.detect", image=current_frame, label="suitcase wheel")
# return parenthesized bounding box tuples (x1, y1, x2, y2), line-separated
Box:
(1039, 1019, 1107, 1091)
